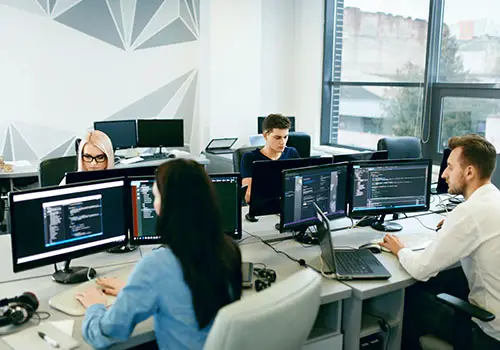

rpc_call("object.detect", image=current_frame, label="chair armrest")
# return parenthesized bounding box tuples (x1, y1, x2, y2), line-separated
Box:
(436, 293, 495, 322)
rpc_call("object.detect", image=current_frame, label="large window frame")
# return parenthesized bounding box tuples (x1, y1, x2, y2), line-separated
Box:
(321, 0, 500, 161)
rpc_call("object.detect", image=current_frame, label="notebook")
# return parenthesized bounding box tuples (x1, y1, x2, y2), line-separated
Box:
(205, 138, 238, 154)
(313, 203, 391, 280)
(2, 322, 79, 350)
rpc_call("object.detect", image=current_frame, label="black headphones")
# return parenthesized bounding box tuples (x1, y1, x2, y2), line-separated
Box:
(253, 267, 277, 292)
(0, 292, 39, 327)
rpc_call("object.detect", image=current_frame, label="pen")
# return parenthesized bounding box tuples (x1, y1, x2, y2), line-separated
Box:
(38, 331, 60, 348)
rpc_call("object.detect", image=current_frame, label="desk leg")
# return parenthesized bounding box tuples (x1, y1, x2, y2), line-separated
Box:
(342, 296, 362, 350)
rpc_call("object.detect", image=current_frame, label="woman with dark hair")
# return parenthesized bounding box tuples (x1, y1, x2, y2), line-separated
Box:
(76, 159, 242, 349)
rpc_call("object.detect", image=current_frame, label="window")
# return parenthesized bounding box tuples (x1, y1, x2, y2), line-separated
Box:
(439, 0, 500, 83)
(439, 97, 500, 151)
(322, 0, 430, 149)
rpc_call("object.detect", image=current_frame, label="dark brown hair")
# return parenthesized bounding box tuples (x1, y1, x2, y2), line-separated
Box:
(448, 134, 497, 180)
(262, 114, 291, 134)
(155, 159, 242, 329)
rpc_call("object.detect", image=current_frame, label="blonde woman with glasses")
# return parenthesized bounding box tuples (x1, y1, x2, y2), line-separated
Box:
(60, 130, 115, 185)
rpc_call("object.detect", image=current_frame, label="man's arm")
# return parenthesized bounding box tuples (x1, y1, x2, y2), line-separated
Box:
(242, 178, 252, 203)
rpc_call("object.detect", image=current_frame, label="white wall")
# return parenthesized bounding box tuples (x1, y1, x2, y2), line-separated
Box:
(200, 0, 325, 148)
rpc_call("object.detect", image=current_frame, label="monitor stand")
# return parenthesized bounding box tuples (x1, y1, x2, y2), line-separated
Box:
(52, 260, 96, 284)
(275, 223, 318, 245)
(370, 214, 402, 232)
(107, 244, 137, 254)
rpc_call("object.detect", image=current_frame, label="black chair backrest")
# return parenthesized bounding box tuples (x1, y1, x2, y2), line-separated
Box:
(74, 138, 82, 155)
(287, 132, 311, 158)
(233, 146, 259, 173)
(377, 136, 422, 159)
(39, 156, 77, 187)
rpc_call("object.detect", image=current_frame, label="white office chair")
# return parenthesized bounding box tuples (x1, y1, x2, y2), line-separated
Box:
(204, 268, 322, 350)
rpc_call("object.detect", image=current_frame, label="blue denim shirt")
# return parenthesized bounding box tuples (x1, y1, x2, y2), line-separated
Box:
(82, 247, 210, 349)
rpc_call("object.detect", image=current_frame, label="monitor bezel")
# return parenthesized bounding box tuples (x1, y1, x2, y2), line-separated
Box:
(210, 172, 242, 240)
(136, 119, 184, 148)
(348, 158, 432, 217)
(93, 119, 138, 150)
(280, 162, 349, 231)
(9, 177, 128, 273)
(65, 165, 157, 185)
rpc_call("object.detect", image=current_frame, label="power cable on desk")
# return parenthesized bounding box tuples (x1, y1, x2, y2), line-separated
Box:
(243, 230, 322, 274)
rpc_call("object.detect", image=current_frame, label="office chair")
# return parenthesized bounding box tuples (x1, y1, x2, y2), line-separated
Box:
(204, 269, 322, 350)
(287, 132, 311, 158)
(39, 156, 77, 187)
(377, 136, 422, 159)
(74, 138, 81, 155)
(233, 146, 260, 173)
(419, 293, 498, 350)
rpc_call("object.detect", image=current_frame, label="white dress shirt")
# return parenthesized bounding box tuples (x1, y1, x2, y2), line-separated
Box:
(398, 183, 500, 341)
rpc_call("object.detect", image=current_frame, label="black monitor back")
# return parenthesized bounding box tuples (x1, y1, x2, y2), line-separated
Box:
(65, 166, 157, 185)
(249, 157, 333, 217)
(333, 150, 388, 163)
(257, 116, 296, 134)
(136, 119, 184, 148)
(436, 148, 451, 194)
(94, 120, 137, 150)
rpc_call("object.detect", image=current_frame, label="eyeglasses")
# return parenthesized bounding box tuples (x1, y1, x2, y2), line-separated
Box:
(82, 153, 107, 163)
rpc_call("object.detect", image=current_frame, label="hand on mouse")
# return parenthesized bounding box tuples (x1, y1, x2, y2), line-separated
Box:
(379, 234, 405, 256)
(96, 277, 126, 296)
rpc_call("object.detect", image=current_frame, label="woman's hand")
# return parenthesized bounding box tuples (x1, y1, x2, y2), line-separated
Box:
(96, 277, 126, 297)
(76, 288, 107, 309)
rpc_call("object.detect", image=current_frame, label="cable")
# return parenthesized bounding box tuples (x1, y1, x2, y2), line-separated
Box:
(412, 216, 437, 231)
(243, 230, 322, 274)
(319, 255, 337, 279)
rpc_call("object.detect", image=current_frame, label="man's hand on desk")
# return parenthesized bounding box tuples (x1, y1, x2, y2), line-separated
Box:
(96, 277, 126, 297)
(76, 288, 107, 309)
(380, 234, 406, 256)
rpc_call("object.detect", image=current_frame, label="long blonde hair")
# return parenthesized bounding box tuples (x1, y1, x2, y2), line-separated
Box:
(77, 130, 115, 171)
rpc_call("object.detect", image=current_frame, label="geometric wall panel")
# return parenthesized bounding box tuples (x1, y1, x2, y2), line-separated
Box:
(2, 127, 13, 162)
(131, 0, 163, 45)
(174, 71, 198, 142)
(136, 18, 196, 50)
(180, 0, 198, 37)
(0, 0, 46, 16)
(11, 125, 38, 161)
(55, 0, 124, 49)
(106, 70, 194, 120)
(42, 137, 75, 160)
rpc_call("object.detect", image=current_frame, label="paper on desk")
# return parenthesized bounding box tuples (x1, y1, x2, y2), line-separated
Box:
(4, 160, 31, 167)
(2, 322, 79, 350)
(50, 320, 74, 336)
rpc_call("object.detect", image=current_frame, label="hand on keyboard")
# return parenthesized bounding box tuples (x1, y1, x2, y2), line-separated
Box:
(76, 287, 107, 309)
(96, 277, 126, 297)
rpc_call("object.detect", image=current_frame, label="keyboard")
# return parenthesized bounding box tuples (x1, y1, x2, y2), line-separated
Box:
(335, 251, 373, 274)
(49, 267, 133, 316)
(119, 156, 144, 165)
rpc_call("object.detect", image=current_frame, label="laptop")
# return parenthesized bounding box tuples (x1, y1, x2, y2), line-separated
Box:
(313, 203, 391, 280)
(249, 135, 265, 147)
(205, 138, 238, 154)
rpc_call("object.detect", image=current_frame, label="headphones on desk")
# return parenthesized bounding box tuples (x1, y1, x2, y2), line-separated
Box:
(0, 292, 39, 327)
(253, 267, 277, 292)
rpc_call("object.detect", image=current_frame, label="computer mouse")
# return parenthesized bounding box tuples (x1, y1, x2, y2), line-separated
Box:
(167, 154, 176, 159)
(358, 243, 382, 254)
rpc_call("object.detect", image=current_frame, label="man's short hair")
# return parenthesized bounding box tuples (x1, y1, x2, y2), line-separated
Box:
(448, 134, 497, 180)
(262, 114, 291, 134)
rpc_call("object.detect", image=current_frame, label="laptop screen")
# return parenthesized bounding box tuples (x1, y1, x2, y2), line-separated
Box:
(206, 138, 237, 149)
(313, 203, 336, 273)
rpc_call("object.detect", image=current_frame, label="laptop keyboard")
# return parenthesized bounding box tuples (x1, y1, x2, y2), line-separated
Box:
(335, 251, 373, 274)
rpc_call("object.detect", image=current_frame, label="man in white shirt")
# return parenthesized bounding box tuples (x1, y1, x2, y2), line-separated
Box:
(381, 134, 500, 349)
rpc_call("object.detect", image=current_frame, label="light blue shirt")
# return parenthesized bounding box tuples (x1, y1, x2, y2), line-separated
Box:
(82, 246, 210, 349)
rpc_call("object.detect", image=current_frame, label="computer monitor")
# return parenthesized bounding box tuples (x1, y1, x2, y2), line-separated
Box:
(249, 157, 333, 218)
(9, 179, 127, 283)
(129, 173, 242, 244)
(349, 159, 432, 232)
(257, 116, 296, 134)
(94, 120, 137, 150)
(333, 150, 388, 163)
(436, 148, 451, 194)
(281, 163, 349, 235)
(65, 166, 157, 185)
(136, 119, 184, 149)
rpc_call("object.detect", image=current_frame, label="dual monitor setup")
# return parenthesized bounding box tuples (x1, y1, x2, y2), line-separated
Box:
(248, 150, 432, 242)
(93, 119, 184, 154)
(9, 166, 242, 284)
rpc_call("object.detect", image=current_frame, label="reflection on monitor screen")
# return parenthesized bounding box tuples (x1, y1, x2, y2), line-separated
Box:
(281, 163, 348, 231)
